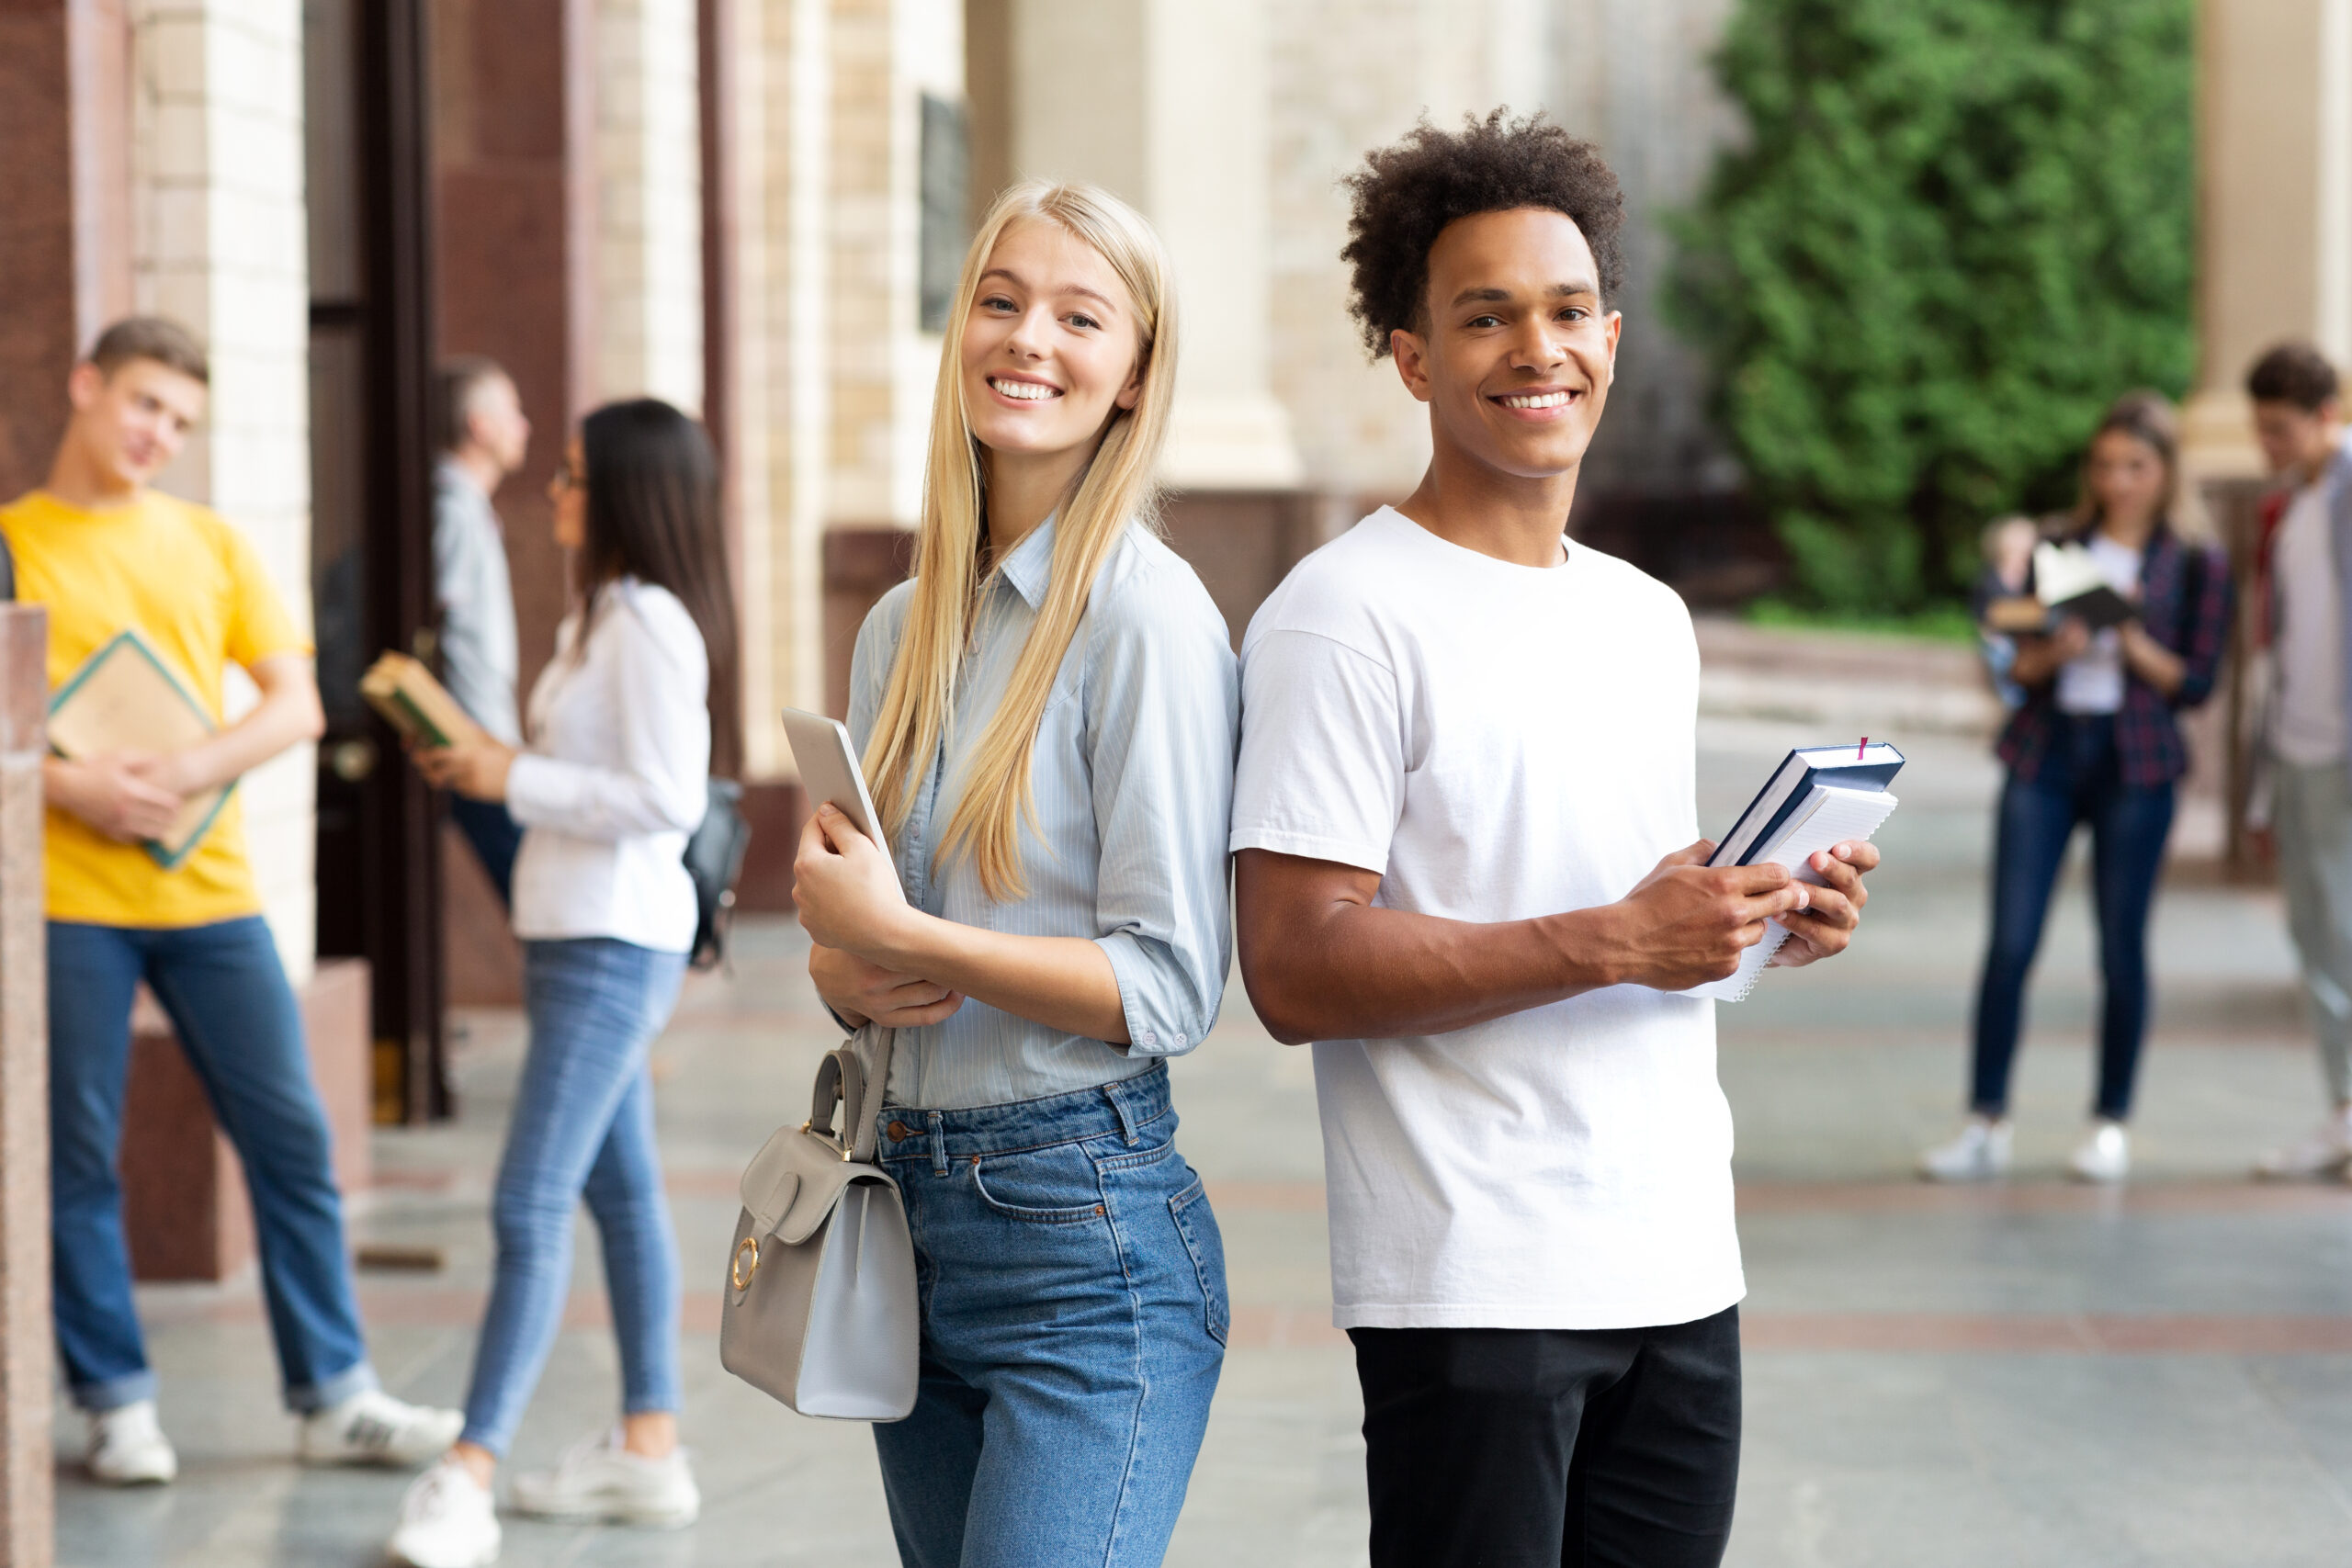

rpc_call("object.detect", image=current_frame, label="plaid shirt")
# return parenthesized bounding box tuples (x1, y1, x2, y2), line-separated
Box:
(1996, 525, 2233, 789)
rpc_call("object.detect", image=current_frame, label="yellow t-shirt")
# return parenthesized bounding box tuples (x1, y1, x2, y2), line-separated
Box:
(0, 490, 311, 927)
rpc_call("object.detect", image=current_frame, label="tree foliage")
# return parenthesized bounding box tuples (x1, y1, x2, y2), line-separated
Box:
(1669, 0, 2194, 610)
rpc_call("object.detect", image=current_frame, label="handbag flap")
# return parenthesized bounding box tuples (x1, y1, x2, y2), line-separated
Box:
(738, 1122, 897, 1244)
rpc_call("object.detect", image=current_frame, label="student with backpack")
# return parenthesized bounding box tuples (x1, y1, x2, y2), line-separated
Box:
(389, 399, 740, 1567)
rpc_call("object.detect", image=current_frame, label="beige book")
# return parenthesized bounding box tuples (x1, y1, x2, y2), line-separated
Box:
(46, 629, 230, 868)
(360, 651, 484, 749)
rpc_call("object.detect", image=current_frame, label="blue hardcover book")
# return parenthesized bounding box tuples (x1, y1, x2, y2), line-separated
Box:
(1707, 741, 1905, 869)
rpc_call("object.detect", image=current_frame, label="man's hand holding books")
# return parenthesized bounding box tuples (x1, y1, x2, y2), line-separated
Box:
(46, 751, 187, 842)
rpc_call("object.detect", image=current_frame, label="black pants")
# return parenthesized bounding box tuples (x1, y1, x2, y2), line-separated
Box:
(1351, 1306, 1741, 1568)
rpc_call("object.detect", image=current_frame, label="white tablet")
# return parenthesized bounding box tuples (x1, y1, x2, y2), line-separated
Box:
(780, 707, 898, 887)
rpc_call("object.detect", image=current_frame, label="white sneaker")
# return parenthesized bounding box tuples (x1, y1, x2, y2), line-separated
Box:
(388, 1458, 501, 1568)
(86, 1400, 176, 1485)
(2069, 1120, 2131, 1183)
(300, 1388, 464, 1468)
(2255, 1110, 2352, 1179)
(509, 1427, 699, 1527)
(1919, 1117, 2013, 1181)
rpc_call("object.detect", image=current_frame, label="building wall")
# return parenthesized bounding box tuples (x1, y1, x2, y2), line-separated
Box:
(825, 0, 958, 532)
(1262, 0, 1741, 510)
(131, 0, 316, 980)
(1548, 0, 1743, 498)
(989, 0, 1302, 491)
(743, 0, 835, 754)
(2184, 0, 2352, 477)
(598, 0, 706, 409)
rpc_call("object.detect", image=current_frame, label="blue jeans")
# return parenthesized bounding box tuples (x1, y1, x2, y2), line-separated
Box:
(1970, 715, 2177, 1120)
(458, 937, 687, 1456)
(449, 795, 524, 909)
(872, 1065, 1227, 1568)
(50, 918, 377, 1413)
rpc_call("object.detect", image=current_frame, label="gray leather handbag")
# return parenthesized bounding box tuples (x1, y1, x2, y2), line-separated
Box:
(719, 1027, 919, 1420)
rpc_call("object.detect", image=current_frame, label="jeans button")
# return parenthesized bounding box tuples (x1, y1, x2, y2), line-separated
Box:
(887, 1120, 912, 1142)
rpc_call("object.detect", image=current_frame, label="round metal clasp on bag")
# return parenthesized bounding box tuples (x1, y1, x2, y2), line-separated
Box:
(731, 1235, 760, 1291)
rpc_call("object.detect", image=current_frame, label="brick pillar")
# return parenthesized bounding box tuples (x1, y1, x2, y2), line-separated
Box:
(0, 0, 131, 502)
(432, 0, 600, 1004)
(0, 606, 52, 1568)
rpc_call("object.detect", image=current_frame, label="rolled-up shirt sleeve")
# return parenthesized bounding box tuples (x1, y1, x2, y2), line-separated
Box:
(506, 595, 709, 840)
(1084, 570, 1240, 1059)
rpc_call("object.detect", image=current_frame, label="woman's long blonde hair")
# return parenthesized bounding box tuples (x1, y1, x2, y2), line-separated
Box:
(862, 181, 1180, 903)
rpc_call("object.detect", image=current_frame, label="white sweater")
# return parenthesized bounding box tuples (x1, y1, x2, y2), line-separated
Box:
(506, 578, 709, 951)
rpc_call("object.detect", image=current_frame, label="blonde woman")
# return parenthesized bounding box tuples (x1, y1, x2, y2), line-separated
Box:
(790, 182, 1236, 1566)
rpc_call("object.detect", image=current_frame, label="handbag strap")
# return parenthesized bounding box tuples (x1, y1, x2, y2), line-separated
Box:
(851, 1027, 894, 1163)
(808, 1024, 896, 1165)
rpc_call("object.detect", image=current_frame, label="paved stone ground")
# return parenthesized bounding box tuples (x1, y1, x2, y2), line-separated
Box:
(53, 714, 2352, 1566)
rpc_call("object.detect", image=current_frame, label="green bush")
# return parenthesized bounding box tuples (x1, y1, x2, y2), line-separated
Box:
(1668, 0, 2194, 612)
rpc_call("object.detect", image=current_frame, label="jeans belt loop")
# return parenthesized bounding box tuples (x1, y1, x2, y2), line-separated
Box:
(1105, 1081, 1140, 1146)
(927, 1110, 947, 1176)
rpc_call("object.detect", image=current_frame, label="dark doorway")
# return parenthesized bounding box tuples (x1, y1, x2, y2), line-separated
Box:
(305, 0, 449, 1122)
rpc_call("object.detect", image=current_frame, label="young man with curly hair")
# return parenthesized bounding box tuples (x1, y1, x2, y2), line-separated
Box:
(1229, 115, 1883, 1566)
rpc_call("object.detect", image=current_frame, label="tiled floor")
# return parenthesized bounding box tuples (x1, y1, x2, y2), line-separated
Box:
(53, 715, 2352, 1566)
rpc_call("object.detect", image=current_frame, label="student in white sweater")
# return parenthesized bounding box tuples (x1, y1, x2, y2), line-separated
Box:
(390, 400, 741, 1568)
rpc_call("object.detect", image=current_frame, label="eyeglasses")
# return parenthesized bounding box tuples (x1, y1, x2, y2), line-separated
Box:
(550, 464, 584, 493)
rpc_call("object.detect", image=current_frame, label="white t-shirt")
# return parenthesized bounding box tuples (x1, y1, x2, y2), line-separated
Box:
(2274, 467, 2346, 766)
(2054, 534, 2144, 716)
(1229, 506, 1744, 1331)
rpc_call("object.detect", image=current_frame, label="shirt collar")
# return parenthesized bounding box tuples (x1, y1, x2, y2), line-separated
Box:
(994, 515, 1058, 609)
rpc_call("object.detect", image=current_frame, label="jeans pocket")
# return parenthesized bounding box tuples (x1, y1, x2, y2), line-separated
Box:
(1169, 1173, 1228, 1347)
(967, 1143, 1106, 1225)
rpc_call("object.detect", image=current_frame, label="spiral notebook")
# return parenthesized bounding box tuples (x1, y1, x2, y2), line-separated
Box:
(1685, 783, 1901, 1003)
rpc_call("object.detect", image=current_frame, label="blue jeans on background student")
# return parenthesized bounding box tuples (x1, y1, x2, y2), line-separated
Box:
(49, 917, 379, 1413)
(871, 1064, 1227, 1568)
(1970, 715, 2177, 1120)
(448, 795, 524, 908)
(458, 937, 687, 1456)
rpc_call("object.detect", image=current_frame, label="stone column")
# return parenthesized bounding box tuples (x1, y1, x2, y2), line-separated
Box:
(826, 0, 960, 529)
(998, 0, 1302, 491)
(131, 0, 319, 980)
(718, 0, 837, 772)
(0, 605, 51, 1568)
(597, 0, 705, 409)
(2183, 0, 2352, 478)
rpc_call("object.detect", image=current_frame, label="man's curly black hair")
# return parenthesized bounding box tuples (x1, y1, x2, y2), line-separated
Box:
(1340, 110, 1626, 361)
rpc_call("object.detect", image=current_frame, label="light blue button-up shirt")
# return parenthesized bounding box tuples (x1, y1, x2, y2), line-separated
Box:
(848, 518, 1239, 1110)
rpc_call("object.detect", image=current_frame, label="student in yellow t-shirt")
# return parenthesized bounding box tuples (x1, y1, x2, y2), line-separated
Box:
(2, 317, 460, 1488)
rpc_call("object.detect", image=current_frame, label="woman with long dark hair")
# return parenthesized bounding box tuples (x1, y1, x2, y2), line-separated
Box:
(387, 399, 740, 1567)
(1922, 392, 2232, 1185)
